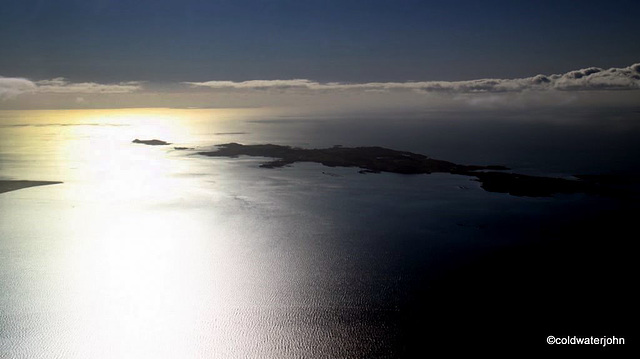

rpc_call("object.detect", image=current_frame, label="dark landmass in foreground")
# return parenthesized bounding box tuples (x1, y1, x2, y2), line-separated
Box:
(197, 143, 627, 197)
(0, 180, 62, 194)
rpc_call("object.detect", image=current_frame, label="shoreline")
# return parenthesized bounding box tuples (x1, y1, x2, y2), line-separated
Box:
(196, 143, 627, 198)
(0, 180, 63, 194)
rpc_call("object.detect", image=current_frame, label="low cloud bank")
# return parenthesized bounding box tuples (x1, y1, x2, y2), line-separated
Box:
(35, 78, 142, 94)
(186, 63, 640, 93)
(0, 77, 37, 100)
(0, 77, 142, 100)
(2, 63, 639, 109)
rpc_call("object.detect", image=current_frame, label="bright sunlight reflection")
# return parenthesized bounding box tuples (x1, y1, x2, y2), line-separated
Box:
(1, 109, 288, 357)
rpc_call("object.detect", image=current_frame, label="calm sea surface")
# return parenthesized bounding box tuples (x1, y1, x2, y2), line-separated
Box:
(0, 109, 636, 357)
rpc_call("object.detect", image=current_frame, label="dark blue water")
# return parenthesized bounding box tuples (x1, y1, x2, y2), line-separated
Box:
(0, 109, 636, 357)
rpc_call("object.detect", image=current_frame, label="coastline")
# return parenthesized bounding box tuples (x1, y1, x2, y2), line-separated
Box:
(0, 180, 62, 194)
(197, 143, 627, 198)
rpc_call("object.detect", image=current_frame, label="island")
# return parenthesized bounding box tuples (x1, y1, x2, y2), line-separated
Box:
(132, 139, 171, 146)
(0, 180, 63, 194)
(197, 143, 622, 198)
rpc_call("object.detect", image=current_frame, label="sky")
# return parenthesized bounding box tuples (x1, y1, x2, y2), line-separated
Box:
(1, 0, 639, 110)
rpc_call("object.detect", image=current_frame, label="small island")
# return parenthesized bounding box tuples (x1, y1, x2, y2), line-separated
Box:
(0, 180, 63, 194)
(197, 143, 621, 198)
(132, 139, 171, 146)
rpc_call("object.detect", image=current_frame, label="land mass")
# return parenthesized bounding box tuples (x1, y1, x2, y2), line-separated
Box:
(197, 143, 621, 197)
(0, 180, 62, 194)
(132, 139, 171, 146)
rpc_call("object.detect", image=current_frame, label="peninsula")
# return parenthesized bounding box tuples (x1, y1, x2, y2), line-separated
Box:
(197, 143, 618, 198)
(0, 180, 63, 194)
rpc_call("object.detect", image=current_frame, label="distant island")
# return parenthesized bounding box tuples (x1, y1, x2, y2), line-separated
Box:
(196, 143, 621, 198)
(0, 180, 62, 194)
(132, 139, 171, 146)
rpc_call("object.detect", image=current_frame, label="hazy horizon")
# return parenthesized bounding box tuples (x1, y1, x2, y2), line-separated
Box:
(2, 62, 640, 111)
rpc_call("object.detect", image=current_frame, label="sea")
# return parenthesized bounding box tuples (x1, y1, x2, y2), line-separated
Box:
(0, 108, 637, 357)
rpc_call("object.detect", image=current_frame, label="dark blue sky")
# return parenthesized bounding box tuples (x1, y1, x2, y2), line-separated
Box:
(1, 0, 639, 83)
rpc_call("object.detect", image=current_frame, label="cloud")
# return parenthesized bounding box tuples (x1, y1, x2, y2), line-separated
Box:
(186, 79, 321, 90)
(0, 77, 37, 100)
(35, 78, 142, 93)
(4, 63, 638, 102)
(0, 76, 142, 100)
(186, 63, 640, 94)
(553, 64, 640, 90)
(3, 63, 639, 110)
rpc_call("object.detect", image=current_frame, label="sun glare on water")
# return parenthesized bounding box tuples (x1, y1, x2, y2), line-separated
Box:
(1, 108, 288, 357)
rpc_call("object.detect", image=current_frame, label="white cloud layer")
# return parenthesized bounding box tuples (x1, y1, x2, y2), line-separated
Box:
(35, 78, 143, 94)
(2, 63, 639, 109)
(0, 77, 142, 100)
(0, 77, 37, 100)
(186, 63, 640, 93)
